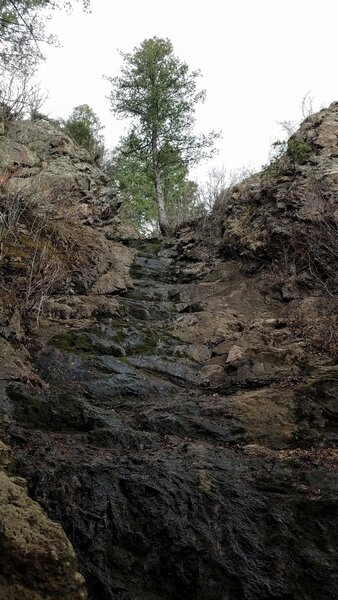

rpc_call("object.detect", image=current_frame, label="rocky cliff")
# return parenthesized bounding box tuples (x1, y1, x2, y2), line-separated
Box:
(0, 106, 337, 599)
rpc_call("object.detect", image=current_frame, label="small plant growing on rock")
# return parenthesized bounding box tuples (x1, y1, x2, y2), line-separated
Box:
(262, 138, 311, 177)
(287, 139, 311, 168)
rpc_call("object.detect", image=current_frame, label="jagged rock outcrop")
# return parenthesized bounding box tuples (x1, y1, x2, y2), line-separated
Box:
(218, 101, 338, 296)
(0, 108, 337, 599)
(0, 118, 134, 334)
(0, 441, 87, 600)
(2, 231, 336, 600)
(0, 120, 119, 221)
(0, 118, 134, 597)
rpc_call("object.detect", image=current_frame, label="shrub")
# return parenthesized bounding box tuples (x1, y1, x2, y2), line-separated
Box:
(262, 138, 311, 177)
(63, 104, 105, 163)
(287, 139, 311, 168)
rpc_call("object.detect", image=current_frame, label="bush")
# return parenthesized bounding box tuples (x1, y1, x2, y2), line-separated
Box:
(289, 308, 338, 361)
(262, 138, 311, 177)
(0, 188, 95, 325)
(63, 104, 105, 163)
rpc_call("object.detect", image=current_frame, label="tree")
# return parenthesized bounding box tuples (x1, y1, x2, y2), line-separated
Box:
(106, 138, 158, 233)
(107, 133, 206, 234)
(198, 165, 254, 212)
(0, 1, 90, 73)
(63, 104, 105, 162)
(0, 69, 48, 128)
(0, 1, 91, 130)
(198, 165, 228, 212)
(107, 37, 219, 234)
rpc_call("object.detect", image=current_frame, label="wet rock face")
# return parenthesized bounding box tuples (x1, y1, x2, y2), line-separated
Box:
(0, 442, 87, 600)
(16, 438, 338, 600)
(1, 229, 337, 600)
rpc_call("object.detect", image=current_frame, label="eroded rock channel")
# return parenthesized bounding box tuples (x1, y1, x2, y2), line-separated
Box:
(1, 106, 338, 599)
(3, 234, 337, 600)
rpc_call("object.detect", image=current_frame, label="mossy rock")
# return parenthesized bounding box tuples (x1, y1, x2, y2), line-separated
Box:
(52, 332, 93, 353)
(9, 384, 94, 432)
(129, 238, 163, 256)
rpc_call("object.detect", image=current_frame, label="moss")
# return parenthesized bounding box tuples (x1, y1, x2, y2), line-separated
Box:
(53, 330, 127, 358)
(5, 233, 59, 258)
(52, 332, 93, 353)
(3, 241, 29, 263)
(130, 263, 143, 279)
(118, 356, 131, 365)
(14, 389, 90, 432)
(7, 260, 26, 271)
(129, 238, 163, 256)
(15, 395, 51, 429)
(51, 316, 176, 360)
(99, 319, 160, 356)
(109, 545, 136, 568)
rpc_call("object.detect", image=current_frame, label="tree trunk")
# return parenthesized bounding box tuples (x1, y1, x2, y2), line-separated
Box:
(154, 168, 169, 235)
(152, 134, 169, 235)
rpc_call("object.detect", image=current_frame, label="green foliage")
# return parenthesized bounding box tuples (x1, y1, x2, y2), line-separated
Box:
(0, 1, 91, 130)
(63, 104, 105, 162)
(286, 139, 311, 166)
(0, 1, 90, 73)
(0, 1, 90, 33)
(262, 138, 311, 177)
(106, 37, 219, 233)
(31, 109, 54, 121)
(107, 37, 219, 165)
(107, 134, 206, 234)
(107, 139, 156, 231)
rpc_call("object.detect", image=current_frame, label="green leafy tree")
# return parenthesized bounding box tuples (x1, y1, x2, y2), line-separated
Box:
(107, 36, 219, 234)
(0, 1, 90, 72)
(107, 139, 157, 233)
(0, 1, 91, 126)
(108, 133, 206, 234)
(64, 104, 105, 162)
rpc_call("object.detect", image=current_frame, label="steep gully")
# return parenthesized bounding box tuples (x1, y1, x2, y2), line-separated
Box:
(5, 233, 338, 600)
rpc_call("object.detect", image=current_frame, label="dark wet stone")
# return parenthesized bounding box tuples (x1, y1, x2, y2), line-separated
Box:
(5, 235, 338, 600)
(36, 347, 93, 385)
(127, 356, 199, 385)
(14, 441, 338, 600)
(7, 383, 104, 432)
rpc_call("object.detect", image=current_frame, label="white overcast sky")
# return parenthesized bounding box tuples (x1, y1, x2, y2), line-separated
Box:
(38, 0, 338, 180)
